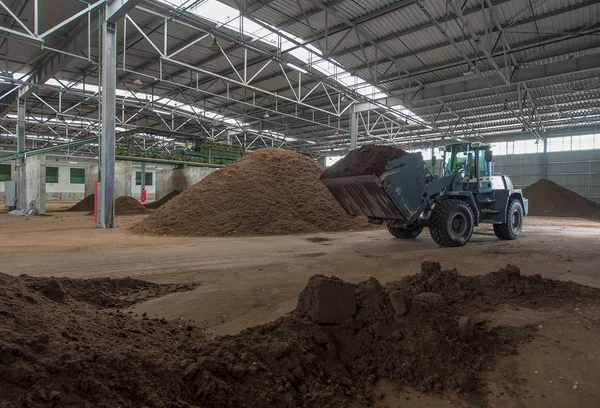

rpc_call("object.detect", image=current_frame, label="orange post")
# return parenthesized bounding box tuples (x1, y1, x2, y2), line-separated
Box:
(94, 180, 100, 223)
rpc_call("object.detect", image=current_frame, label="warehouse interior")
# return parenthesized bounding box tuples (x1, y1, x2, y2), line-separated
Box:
(1, 0, 600, 406)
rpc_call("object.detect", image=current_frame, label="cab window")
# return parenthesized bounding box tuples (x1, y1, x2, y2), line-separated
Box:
(478, 149, 490, 177)
(445, 144, 474, 177)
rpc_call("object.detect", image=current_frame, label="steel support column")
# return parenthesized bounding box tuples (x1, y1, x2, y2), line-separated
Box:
(99, 19, 117, 228)
(350, 106, 357, 150)
(542, 137, 548, 179)
(16, 98, 26, 209)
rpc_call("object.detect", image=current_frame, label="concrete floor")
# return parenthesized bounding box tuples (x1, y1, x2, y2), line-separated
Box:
(1, 209, 599, 407)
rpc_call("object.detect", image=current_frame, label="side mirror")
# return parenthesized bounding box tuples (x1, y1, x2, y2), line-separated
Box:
(431, 155, 437, 167)
(485, 149, 493, 163)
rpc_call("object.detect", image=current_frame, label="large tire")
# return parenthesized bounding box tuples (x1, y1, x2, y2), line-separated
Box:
(388, 224, 424, 239)
(493, 198, 524, 240)
(429, 199, 474, 247)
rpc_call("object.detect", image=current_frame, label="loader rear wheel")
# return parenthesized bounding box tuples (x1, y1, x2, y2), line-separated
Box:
(387, 224, 423, 239)
(429, 199, 474, 247)
(493, 198, 524, 240)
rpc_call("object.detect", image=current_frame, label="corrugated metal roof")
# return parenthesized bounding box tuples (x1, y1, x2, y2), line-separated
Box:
(2, 0, 600, 153)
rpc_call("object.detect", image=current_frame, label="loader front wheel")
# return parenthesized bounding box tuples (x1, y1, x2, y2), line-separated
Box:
(429, 199, 474, 247)
(493, 198, 524, 240)
(387, 224, 424, 239)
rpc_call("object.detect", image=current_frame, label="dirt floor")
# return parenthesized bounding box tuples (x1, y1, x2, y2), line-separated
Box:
(1, 206, 599, 407)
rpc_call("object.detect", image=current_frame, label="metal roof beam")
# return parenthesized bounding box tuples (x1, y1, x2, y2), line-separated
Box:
(381, 28, 600, 89)
(354, 97, 404, 113)
(190, 26, 599, 114)
(276, 0, 349, 29)
(328, 0, 512, 59)
(107, 0, 142, 23)
(346, 0, 600, 76)
(244, 0, 279, 14)
(411, 54, 600, 102)
(0, 0, 141, 115)
(196, 2, 598, 112)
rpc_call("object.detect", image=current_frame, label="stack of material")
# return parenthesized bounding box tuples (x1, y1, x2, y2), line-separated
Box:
(523, 179, 600, 219)
(131, 148, 372, 236)
(113, 196, 150, 216)
(77, 196, 150, 216)
(321, 145, 408, 178)
(65, 194, 95, 212)
(143, 190, 181, 209)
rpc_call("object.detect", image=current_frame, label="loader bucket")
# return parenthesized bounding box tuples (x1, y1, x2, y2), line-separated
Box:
(321, 152, 426, 223)
(321, 175, 406, 219)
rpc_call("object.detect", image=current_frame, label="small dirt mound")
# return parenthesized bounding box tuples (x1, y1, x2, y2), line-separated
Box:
(0, 272, 206, 408)
(305, 237, 331, 243)
(321, 145, 408, 178)
(523, 178, 600, 219)
(18, 274, 196, 308)
(144, 190, 181, 209)
(131, 148, 372, 236)
(65, 194, 95, 212)
(114, 196, 150, 216)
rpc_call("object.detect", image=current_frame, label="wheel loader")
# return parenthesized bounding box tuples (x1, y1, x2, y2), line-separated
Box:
(321, 142, 528, 247)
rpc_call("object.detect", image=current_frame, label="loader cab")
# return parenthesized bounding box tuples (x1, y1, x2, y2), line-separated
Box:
(441, 142, 493, 192)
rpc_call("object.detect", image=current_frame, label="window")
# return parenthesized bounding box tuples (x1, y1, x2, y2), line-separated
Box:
(46, 167, 59, 183)
(477, 149, 490, 177)
(444, 144, 472, 176)
(490, 142, 508, 156)
(0, 164, 10, 181)
(70, 168, 85, 184)
(546, 134, 600, 152)
(135, 171, 153, 186)
(547, 136, 571, 152)
(572, 134, 598, 151)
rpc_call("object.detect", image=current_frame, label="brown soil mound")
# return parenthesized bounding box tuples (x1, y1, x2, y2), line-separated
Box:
(66, 195, 150, 216)
(321, 145, 408, 178)
(18, 274, 196, 308)
(523, 178, 600, 219)
(114, 196, 150, 216)
(131, 148, 371, 236)
(3, 263, 600, 407)
(143, 190, 181, 209)
(0, 272, 205, 408)
(65, 194, 95, 212)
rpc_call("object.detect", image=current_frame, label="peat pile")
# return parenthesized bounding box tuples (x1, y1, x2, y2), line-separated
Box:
(143, 190, 181, 209)
(131, 148, 371, 236)
(321, 145, 408, 179)
(3, 263, 600, 407)
(523, 178, 600, 219)
(18, 274, 195, 308)
(114, 196, 150, 216)
(64, 194, 95, 212)
(0, 272, 205, 408)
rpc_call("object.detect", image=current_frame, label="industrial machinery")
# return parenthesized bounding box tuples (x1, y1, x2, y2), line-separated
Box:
(322, 143, 528, 247)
